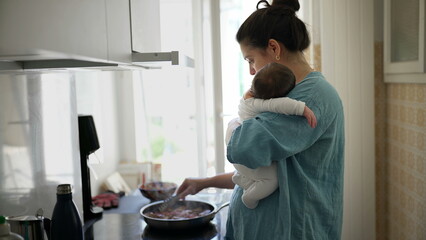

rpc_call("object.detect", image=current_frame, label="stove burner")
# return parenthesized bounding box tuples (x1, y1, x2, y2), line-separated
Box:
(142, 222, 218, 240)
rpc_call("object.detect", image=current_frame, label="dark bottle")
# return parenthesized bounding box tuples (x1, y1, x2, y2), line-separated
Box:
(50, 184, 84, 240)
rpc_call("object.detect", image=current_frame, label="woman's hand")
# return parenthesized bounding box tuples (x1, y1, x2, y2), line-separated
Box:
(176, 178, 206, 199)
(303, 106, 317, 128)
(176, 173, 235, 199)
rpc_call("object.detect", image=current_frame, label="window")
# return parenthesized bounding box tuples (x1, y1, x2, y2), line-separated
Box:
(219, 0, 260, 172)
(134, 0, 214, 184)
(384, 0, 426, 83)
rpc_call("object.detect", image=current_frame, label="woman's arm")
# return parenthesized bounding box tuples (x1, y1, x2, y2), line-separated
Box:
(227, 112, 326, 169)
(176, 172, 235, 199)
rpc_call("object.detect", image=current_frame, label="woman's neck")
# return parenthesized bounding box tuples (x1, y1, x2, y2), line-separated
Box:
(281, 52, 313, 84)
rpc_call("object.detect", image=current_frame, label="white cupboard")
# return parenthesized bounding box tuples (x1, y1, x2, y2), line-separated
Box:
(0, 0, 189, 71)
(0, 0, 109, 62)
(105, 0, 132, 64)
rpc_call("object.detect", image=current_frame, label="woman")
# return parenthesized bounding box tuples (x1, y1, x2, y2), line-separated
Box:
(177, 0, 345, 239)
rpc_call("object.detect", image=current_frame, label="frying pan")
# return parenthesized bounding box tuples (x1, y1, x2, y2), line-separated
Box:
(140, 199, 229, 230)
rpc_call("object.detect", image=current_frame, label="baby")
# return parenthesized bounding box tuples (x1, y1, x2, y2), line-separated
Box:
(226, 62, 316, 209)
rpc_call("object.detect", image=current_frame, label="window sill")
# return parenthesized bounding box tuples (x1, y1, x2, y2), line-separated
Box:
(384, 72, 426, 84)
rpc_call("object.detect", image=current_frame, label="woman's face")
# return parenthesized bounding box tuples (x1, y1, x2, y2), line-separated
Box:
(240, 43, 276, 75)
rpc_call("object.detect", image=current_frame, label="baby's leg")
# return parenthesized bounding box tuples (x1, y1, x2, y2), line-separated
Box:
(242, 178, 278, 209)
(232, 171, 254, 190)
(241, 164, 279, 209)
(241, 184, 259, 209)
(250, 178, 278, 199)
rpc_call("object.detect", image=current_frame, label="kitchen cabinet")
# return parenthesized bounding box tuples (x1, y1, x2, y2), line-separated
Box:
(384, 0, 426, 83)
(0, 0, 109, 62)
(128, 0, 194, 68)
(129, 0, 161, 53)
(0, 0, 192, 71)
(105, 0, 132, 64)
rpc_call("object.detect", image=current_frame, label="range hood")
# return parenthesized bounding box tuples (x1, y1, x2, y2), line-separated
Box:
(131, 51, 194, 69)
(0, 50, 194, 73)
(0, 49, 122, 73)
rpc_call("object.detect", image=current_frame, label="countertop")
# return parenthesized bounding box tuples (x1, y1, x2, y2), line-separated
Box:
(85, 189, 231, 240)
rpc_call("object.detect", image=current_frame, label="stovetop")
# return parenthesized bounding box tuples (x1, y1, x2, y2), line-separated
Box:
(86, 190, 231, 240)
(87, 211, 225, 240)
(141, 220, 221, 240)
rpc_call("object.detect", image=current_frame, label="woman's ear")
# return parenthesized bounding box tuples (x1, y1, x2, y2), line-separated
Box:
(268, 39, 281, 59)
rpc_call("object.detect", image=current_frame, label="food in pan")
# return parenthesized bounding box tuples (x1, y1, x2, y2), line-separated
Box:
(146, 206, 211, 220)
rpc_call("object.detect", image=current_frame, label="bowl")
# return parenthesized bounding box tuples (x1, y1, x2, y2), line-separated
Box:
(139, 181, 177, 201)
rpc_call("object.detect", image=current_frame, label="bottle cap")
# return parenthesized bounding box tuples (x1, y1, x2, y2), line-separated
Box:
(56, 184, 73, 195)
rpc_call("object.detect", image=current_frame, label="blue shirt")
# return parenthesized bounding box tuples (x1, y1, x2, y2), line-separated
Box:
(226, 72, 345, 240)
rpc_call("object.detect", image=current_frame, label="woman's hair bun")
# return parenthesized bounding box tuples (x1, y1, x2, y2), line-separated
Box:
(256, 0, 271, 9)
(271, 0, 300, 12)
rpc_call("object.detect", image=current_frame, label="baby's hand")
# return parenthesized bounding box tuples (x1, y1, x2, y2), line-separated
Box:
(303, 106, 317, 128)
(243, 89, 254, 100)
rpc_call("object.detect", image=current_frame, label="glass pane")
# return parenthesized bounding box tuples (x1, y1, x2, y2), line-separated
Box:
(391, 0, 419, 62)
(0, 73, 82, 218)
(137, 0, 199, 184)
(140, 67, 198, 184)
(220, 0, 259, 172)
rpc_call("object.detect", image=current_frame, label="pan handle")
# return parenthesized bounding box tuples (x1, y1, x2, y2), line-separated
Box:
(213, 201, 230, 214)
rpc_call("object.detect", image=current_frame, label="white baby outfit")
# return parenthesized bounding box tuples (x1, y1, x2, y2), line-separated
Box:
(226, 97, 305, 209)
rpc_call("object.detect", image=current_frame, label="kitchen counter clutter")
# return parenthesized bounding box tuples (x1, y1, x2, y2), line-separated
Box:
(85, 189, 231, 240)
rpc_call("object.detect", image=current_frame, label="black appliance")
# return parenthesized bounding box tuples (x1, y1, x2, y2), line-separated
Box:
(78, 115, 103, 223)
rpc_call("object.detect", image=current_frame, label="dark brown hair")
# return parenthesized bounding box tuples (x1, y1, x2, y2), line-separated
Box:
(251, 62, 296, 99)
(236, 0, 310, 52)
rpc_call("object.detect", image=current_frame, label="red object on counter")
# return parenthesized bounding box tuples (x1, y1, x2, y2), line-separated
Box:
(92, 191, 124, 209)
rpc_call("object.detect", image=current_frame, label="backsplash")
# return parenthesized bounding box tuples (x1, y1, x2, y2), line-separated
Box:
(375, 42, 426, 239)
(0, 72, 83, 219)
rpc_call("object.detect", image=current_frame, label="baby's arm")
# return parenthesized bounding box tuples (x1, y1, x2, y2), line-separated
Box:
(242, 97, 317, 128)
(303, 105, 317, 128)
(243, 89, 254, 99)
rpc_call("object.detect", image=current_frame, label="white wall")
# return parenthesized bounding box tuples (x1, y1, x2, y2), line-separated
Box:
(320, 0, 376, 239)
(0, 72, 83, 220)
(75, 71, 123, 195)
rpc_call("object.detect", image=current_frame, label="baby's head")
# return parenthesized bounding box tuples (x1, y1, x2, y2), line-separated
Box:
(251, 62, 296, 99)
